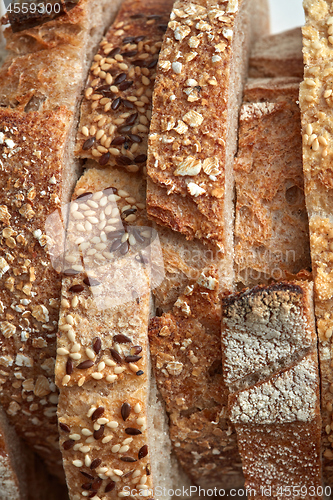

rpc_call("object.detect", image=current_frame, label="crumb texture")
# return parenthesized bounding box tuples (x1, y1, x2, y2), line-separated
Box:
(235, 77, 310, 287)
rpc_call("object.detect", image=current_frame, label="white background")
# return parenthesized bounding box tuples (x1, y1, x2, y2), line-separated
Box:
(269, 0, 305, 33)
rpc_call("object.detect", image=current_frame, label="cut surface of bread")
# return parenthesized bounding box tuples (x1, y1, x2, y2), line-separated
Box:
(234, 77, 311, 288)
(146, 0, 269, 249)
(300, 0, 333, 486)
(0, 404, 27, 500)
(222, 281, 323, 498)
(0, 0, 123, 477)
(56, 165, 189, 500)
(249, 27, 303, 79)
(149, 272, 244, 490)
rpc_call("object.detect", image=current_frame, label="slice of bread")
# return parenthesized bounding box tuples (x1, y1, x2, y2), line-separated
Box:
(300, 0, 333, 486)
(146, 0, 269, 249)
(234, 77, 311, 288)
(222, 281, 323, 497)
(0, 0, 123, 477)
(249, 27, 303, 79)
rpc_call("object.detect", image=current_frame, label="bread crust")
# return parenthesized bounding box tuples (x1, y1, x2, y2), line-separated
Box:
(149, 270, 244, 489)
(146, 0, 268, 247)
(222, 281, 323, 498)
(299, 0, 333, 485)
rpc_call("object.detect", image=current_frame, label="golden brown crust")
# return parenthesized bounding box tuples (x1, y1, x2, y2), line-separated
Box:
(0, 107, 71, 477)
(146, 0, 268, 247)
(234, 78, 311, 287)
(149, 270, 244, 489)
(222, 281, 322, 498)
(0, 0, 124, 478)
(75, 0, 174, 173)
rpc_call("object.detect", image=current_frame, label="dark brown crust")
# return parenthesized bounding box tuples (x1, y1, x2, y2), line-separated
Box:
(222, 281, 304, 311)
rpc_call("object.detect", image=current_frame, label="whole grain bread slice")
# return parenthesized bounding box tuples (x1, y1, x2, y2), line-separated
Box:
(222, 281, 323, 499)
(146, 0, 269, 249)
(0, 0, 123, 477)
(149, 272, 244, 490)
(56, 164, 191, 500)
(299, 0, 333, 486)
(234, 77, 311, 288)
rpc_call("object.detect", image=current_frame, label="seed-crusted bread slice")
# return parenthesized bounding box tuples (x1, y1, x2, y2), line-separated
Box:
(299, 0, 333, 486)
(56, 165, 190, 500)
(0, 0, 123, 477)
(249, 27, 303, 79)
(146, 0, 269, 249)
(75, 0, 174, 173)
(234, 77, 311, 288)
(222, 281, 323, 498)
(149, 271, 244, 490)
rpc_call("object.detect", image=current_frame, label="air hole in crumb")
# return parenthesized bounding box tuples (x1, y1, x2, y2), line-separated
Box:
(285, 185, 302, 205)
(24, 94, 47, 113)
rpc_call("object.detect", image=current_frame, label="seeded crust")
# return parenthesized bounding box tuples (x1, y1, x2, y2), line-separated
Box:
(234, 77, 311, 288)
(76, 0, 175, 175)
(249, 27, 303, 79)
(0, 0, 123, 478)
(56, 165, 189, 500)
(149, 273, 244, 490)
(222, 282, 323, 498)
(146, 0, 269, 249)
(299, 0, 333, 486)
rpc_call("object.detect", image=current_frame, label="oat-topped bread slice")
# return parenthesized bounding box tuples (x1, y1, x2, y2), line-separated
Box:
(235, 77, 311, 288)
(75, 0, 174, 173)
(56, 165, 190, 500)
(249, 27, 303, 79)
(222, 281, 323, 498)
(149, 271, 244, 490)
(146, 0, 269, 248)
(0, 0, 123, 477)
(300, 0, 333, 486)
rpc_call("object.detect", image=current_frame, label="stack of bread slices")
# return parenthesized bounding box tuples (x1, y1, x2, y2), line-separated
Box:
(0, 0, 331, 499)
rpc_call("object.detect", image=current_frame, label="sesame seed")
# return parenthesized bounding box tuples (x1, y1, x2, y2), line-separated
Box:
(73, 460, 83, 468)
(70, 353, 81, 360)
(92, 373, 103, 380)
(112, 444, 121, 453)
(57, 348, 69, 355)
(134, 403, 141, 414)
(62, 375, 71, 385)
